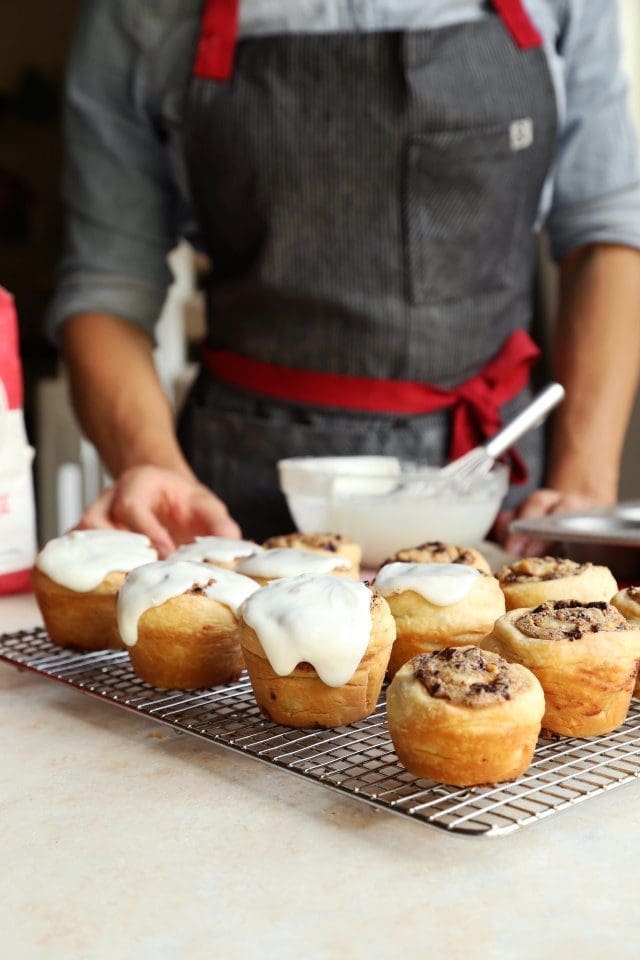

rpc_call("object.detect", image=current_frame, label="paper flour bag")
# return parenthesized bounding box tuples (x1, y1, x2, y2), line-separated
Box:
(0, 287, 36, 593)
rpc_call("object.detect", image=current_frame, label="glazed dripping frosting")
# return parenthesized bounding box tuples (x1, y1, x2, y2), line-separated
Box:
(374, 562, 481, 606)
(171, 536, 263, 564)
(241, 575, 372, 687)
(36, 529, 158, 592)
(236, 548, 351, 579)
(117, 559, 260, 648)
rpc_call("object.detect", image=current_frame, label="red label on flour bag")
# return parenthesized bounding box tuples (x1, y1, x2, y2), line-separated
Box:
(0, 287, 36, 593)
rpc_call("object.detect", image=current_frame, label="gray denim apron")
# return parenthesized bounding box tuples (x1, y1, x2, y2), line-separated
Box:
(178, 6, 557, 539)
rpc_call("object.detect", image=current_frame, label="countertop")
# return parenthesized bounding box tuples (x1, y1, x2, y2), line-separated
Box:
(1, 593, 639, 960)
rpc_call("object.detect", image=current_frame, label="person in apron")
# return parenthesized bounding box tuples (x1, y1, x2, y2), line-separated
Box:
(56, 0, 640, 555)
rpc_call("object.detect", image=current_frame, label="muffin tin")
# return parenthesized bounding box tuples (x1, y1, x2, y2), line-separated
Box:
(3, 626, 640, 837)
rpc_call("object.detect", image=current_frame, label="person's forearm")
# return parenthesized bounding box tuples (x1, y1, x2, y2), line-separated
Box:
(547, 244, 640, 501)
(61, 312, 194, 480)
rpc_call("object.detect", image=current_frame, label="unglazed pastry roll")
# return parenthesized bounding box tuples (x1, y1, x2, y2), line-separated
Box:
(611, 586, 640, 696)
(484, 600, 640, 737)
(263, 532, 361, 577)
(383, 541, 491, 574)
(387, 646, 544, 786)
(239, 575, 396, 728)
(496, 556, 617, 611)
(236, 547, 354, 585)
(117, 560, 259, 690)
(171, 536, 263, 569)
(374, 562, 505, 677)
(32, 529, 158, 650)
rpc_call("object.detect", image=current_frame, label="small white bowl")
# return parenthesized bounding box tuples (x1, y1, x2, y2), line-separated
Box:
(278, 456, 509, 568)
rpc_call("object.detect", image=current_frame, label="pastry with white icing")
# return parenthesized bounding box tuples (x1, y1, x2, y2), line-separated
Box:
(236, 547, 353, 585)
(117, 559, 259, 690)
(262, 532, 361, 578)
(32, 529, 158, 650)
(373, 561, 505, 677)
(239, 575, 396, 728)
(170, 536, 263, 569)
(387, 646, 545, 786)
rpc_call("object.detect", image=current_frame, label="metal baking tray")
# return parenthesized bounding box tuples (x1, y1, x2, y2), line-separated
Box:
(510, 501, 640, 578)
(3, 627, 640, 838)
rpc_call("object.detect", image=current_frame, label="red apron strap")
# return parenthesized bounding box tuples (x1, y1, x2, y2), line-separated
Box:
(491, 0, 542, 50)
(202, 331, 541, 484)
(193, 0, 241, 80)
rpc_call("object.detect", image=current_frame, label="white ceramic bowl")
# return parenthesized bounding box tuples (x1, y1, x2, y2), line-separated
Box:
(278, 456, 510, 568)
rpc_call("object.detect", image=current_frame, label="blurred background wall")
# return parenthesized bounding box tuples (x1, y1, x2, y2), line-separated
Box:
(0, 0, 639, 534)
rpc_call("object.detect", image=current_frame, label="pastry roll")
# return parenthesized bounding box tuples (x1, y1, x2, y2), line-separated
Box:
(32, 529, 158, 650)
(171, 536, 263, 569)
(239, 575, 396, 728)
(117, 559, 259, 690)
(387, 646, 544, 786)
(496, 556, 617, 611)
(236, 547, 354, 585)
(263, 532, 361, 577)
(611, 586, 640, 696)
(373, 562, 505, 677)
(384, 541, 491, 574)
(484, 600, 640, 737)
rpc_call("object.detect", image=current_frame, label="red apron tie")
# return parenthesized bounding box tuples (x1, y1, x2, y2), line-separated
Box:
(202, 330, 541, 484)
(193, 0, 542, 81)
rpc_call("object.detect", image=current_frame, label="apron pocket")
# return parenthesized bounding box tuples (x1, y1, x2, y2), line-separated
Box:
(403, 125, 527, 305)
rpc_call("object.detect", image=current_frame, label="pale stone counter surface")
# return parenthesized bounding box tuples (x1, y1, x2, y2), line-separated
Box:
(1, 595, 638, 960)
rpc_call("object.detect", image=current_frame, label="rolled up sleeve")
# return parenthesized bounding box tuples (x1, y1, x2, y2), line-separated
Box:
(46, 0, 180, 343)
(546, 0, 640, 261)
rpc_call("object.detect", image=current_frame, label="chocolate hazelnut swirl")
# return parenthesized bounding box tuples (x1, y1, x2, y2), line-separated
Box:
(389, 541, 476, 565)
(263, 533, 347, 553)
(627, 586, 640, 604)
(412, 646, 526, 707)
(497, 556, 589, 585)
(515, 600, 629, 641)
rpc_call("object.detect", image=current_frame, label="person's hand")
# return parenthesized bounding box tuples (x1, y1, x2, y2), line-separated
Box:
(76, 465, 240, 557)
(493, 489, 604, 557)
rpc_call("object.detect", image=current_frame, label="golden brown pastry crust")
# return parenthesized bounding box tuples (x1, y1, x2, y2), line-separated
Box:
(384, 573, 505, 678)
(128, 592, 244, 690)
(496, 556, 618, 611)
(32, 567, 126, 650)
(239, 593, 395, 728)
(384, 541, 491, 574)
(387, 647, 544, 786)
(262, 532, 361, 578)
(611, 587, 640, 696)
(483, 601, 640, 737)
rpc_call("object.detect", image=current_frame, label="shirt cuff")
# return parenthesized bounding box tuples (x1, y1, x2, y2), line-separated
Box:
(548, 184, 640, 261)
(45, 272, 169, 346)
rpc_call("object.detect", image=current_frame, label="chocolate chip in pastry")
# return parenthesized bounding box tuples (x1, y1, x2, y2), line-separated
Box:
(383, 541, 491, 574)
(484, 600, 640, 737)
(387, 646, 544, 786)
(496, 556, 618, 610)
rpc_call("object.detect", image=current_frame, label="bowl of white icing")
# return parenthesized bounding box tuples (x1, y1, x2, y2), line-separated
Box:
(278, 456, 509, 568)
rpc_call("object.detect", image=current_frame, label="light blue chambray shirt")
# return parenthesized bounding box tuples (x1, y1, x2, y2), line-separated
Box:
(47, 0, 640, 340)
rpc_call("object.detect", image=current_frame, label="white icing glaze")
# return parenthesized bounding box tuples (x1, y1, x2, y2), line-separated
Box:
(171, 536, 263, 564)
(36, 529, 157, 592)
(374, 562, 481, 606)
(236, 547, 351, 579)
(241, 574, 372, 687)
(117, 560, 260, 648)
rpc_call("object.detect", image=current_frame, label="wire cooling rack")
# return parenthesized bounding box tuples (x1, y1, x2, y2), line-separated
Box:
(2, 627, 640, 837)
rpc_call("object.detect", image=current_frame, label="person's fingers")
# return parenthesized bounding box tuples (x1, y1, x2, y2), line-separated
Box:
(110, 494, 176, 557)
(189, 491, 242, 539)
(503, 489, 563, 556)
(75, 488, 117, 531)
(492, 508, 515, 546)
